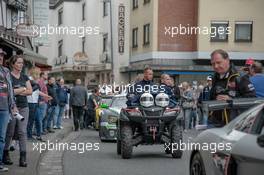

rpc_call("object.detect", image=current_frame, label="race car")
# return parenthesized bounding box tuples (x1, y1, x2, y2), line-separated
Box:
(99, 94, 127, 141)
(94, 95, 113, 130)
(189, 98, 264, 175)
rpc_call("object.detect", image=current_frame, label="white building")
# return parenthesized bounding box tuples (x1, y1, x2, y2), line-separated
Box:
(39, 0, 130, 87)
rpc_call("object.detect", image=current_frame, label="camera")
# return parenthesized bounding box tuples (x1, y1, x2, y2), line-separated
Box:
(13, 112, 24, 121)
(215, 86, 228, 95)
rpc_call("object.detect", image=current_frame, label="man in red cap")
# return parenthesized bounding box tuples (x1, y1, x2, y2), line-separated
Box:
(242, 57, 255, 74)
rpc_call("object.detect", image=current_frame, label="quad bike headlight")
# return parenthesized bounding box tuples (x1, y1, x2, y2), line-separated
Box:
(155, 93, 169, 107)
(140, 93, 154, 107)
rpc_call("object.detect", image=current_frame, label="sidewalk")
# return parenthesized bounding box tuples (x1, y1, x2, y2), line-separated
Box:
(2, 118, 73, 175)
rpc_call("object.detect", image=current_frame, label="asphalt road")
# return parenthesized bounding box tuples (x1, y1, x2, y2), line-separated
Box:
(63, 130, 195, 175)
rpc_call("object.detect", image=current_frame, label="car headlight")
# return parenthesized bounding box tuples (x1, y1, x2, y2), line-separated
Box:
(155, 93, 169, 107)
(140, 93, 154, 107)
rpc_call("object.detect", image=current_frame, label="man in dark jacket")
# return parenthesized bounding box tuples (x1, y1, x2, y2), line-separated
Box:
(45, 77, 58, 133)
(209, 49, 256, 127)
(54, 78, 68, 129)
(126, 67, 156, 106)
(70, 79, 87, 131)
(160, 74, 177, 108)
(86, 88, 100, 128)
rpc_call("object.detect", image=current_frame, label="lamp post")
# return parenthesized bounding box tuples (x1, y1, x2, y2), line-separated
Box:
(104, 0, 114, 84)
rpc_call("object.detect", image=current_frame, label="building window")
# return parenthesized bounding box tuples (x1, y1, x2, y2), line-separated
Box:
(103, 34, 108, 52)
(144, 0, 151, 4)
(82, 3, 86, 21)
(132, 27, 138, 48)
(133, 0, 138, 9)
(103, 2, 108, 17)
(58, 8, 63, 25)
(58, 40, 63, 57)
(143, 24, 150, 45)
(235, 21, 253, 42)
(82, 37, 85, 53)
(210, 21, 229, 42)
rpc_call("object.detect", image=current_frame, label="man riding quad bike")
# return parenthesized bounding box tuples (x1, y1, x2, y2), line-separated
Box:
(116, 69, 183, 159)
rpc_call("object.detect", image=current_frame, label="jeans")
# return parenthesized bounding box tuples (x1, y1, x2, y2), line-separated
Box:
(46, 105, 57, 130)
(27, 103, 40, 138)
(72, 106, 84, 131)
(184, 109, 196, 130)
(54, 105, 65, 128)
(0, 111, 10, 164)
(37, 103, 47, 133)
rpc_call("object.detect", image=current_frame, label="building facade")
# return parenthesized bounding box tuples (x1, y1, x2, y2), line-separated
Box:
(0, 0, 49, 71)
(43, 0, 130, 87)
(124, 0, 264, 84)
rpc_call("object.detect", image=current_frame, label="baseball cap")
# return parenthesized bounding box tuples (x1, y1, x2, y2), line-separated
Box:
(0, 48, 7, 55)
(207, 76, 212, 81)
(245, 58, 254, 66)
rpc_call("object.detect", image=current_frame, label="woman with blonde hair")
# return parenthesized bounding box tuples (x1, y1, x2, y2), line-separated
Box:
(27, 67, 51, 142)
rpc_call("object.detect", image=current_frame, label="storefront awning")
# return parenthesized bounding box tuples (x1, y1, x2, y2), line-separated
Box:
(0, 38, 48, 65)
(162, 70, 213, 75)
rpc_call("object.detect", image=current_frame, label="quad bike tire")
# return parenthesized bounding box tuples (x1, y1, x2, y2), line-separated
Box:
(171, 124, 183, 158)
(121, 124, 133, 159)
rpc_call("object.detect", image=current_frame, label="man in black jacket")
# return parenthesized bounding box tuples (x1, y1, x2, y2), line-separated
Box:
(126, 67, 156, 106)
(209, 49, 256, 127)
(45, 77, 58, 133)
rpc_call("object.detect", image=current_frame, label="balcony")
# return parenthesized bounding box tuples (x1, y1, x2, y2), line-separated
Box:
(7, 0, 27, 11)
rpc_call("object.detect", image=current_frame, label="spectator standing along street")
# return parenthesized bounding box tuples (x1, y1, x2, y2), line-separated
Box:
(0, 48, 17, 172)
(4, 55, 32, 167)
(46, 77, 58, 133)
(70, 79, 88, 131)
(54, 78, 68, 129)
(249, 62, 264, 98)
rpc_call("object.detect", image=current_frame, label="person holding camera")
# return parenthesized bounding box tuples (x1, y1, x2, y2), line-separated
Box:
(209, 49, 256, 127)
(3, 55, 32, 167)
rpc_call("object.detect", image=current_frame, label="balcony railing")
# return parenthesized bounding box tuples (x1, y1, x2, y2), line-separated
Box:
(7, 0, 27, 11)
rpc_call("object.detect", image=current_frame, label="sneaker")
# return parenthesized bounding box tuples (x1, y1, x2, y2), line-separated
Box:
(48, 129, 55, 133)
(0, 165, 8, 172)
(53, 126, 58, 129)
(58, 126, 63, 129)
(36, 137, 46, 142)
(28, 137, 37, 142)
(9, 145, 15, 152)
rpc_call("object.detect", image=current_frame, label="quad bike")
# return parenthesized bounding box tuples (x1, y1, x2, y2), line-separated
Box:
(116, 93, 183, 159)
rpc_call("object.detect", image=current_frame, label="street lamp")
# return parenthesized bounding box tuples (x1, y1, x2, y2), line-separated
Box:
(103, 0, 114, 84)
